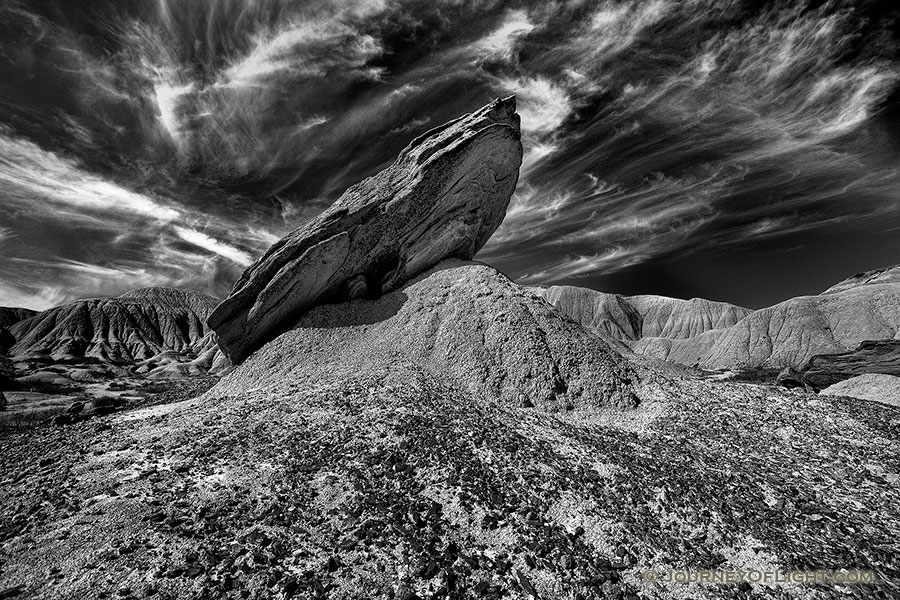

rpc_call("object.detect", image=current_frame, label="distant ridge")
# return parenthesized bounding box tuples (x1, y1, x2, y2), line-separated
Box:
(9, 287, 224, 373)
(539, 265, 900, 371)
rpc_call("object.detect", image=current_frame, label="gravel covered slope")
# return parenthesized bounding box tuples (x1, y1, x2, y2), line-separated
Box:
(1, 264, 899, 600)
(1, 365, 898, 599)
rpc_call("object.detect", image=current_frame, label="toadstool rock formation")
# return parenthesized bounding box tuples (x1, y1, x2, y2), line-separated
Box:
(209, 96, 524, 364)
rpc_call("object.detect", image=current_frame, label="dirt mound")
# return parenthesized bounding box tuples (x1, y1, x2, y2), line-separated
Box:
(219, 260, 637, 412)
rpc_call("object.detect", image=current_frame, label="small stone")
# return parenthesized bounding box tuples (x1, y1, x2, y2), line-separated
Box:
(326, 556, 339, 573)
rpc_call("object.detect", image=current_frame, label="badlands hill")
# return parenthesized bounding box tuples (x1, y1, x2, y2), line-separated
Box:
(9, 288, 226, 375)
(535, 287, 750, 352)
(540, 266, 900, 373)
(0, 307, 36, 354)
(0, 307, 36, 330)
(1, 98, 898, 600)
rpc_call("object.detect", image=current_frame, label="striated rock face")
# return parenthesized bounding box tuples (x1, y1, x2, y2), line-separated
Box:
(217, 261, 638, 411)
(802, 340, 900, 389)
(821, 265, 900, 294)
(210, 97, 524, 364)
(675, 283, 900, 369)
(0, 307, 37, 354)
(10, 288, 224, 370)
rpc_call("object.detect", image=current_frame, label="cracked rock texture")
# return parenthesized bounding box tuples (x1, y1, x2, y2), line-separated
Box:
(218, 260, 637, 412)
(209, 97, 524, 364)
(10, 288, 225, 372)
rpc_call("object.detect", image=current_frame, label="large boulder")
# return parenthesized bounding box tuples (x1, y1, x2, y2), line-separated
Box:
(209, 97, 524, 364)
(802, 340, 900, 389)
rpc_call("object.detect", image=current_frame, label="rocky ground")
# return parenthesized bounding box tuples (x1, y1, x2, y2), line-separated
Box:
(1, 356, 897, 600)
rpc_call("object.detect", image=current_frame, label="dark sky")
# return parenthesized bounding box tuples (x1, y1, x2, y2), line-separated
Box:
(1, 0, 899, 310)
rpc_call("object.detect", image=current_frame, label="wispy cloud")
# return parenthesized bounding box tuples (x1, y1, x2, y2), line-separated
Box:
(0, 132, 181, 222)
(174, 226, 254, 266)
(475, 9, 535, 62)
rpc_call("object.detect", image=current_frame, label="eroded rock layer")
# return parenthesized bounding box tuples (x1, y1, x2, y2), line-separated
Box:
(540, 271, 900, 371)
(802, 340, 900, 389)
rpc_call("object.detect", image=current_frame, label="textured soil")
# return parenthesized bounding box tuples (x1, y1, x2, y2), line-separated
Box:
(1, 370, 898, 600)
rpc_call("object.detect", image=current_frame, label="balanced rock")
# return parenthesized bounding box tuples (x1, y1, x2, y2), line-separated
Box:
(209, 96, 524, 363)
